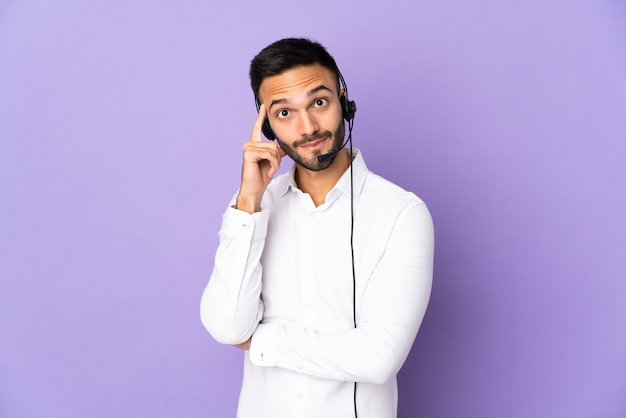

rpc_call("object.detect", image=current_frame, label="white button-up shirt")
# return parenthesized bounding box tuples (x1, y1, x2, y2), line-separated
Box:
(201, 150, 434, 418)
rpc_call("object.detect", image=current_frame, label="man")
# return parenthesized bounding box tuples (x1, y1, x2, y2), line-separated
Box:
(201, 38, 434, 418)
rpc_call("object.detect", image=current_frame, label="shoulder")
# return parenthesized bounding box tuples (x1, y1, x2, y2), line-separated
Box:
(357, 170, 433, 237)
(361, 171, 428, 211)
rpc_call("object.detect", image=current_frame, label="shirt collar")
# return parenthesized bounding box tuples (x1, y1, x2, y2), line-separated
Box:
(278, 148, 368, 202)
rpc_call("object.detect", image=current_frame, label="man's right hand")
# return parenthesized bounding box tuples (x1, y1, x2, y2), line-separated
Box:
(235, 104, 286, 214)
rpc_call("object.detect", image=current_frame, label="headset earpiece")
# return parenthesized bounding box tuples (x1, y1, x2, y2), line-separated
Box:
(338, 71, 356, 122)
(341, 94, 357, 122)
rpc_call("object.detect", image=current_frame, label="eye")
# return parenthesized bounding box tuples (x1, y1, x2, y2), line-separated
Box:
(276, 109, 290, 119)
(314, 98, 328, 107)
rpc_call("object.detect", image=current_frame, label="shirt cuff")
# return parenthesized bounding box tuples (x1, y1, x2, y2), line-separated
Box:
(249, 323, 281, 367)
(223, 206, 269, 240)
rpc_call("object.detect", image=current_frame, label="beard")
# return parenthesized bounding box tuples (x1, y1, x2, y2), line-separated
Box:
(276, 120, 346, 171)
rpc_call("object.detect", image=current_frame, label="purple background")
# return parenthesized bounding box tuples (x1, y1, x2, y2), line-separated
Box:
(1, 1, 625, 417)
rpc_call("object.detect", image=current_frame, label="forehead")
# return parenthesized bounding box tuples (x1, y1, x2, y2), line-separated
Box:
(258, 64, 338, 103)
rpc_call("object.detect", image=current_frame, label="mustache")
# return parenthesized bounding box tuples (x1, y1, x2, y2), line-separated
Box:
(293, 131, 333, 147)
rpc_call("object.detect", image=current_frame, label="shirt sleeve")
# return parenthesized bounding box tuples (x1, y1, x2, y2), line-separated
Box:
(200, 205, 270, 345)
(248, 200, 434, 385)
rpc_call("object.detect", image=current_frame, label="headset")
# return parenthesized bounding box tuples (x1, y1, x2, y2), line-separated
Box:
(255, 69, 359, 418)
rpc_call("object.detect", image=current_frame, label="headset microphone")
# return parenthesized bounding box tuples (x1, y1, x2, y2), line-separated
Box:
(317, 150, 338, 163)
(317, 136, 350, 162)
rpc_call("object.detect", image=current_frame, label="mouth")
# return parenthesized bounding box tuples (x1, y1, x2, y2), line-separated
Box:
(299, 136, 329, 151)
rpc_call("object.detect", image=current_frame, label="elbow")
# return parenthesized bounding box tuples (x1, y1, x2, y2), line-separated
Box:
(200, 297, 260, 345)
(211, 330, 251, 346)
(200, 308, 254, 346)
(351, 343, 405, 384)
(355, 327, 413, 385)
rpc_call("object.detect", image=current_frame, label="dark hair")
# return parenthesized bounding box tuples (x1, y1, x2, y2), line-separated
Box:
(250, 38, 341, 100)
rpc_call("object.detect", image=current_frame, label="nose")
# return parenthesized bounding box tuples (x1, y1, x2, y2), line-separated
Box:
(298, 111, 319, 137)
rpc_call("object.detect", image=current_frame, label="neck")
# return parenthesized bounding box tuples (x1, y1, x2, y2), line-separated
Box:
(296, 150, 351, 207)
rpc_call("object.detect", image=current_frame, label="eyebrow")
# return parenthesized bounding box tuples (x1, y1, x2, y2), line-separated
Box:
(268, 84, 333, 110)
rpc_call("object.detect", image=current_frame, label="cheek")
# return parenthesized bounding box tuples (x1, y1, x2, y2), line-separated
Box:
(271, 123, 294, 143)
(330, 107, 345, 130)
(275, 137, 290, 150)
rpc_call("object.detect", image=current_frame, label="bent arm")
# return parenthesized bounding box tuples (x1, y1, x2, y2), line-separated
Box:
(200, 206, 269, 345)
(248, 201, 434, 384)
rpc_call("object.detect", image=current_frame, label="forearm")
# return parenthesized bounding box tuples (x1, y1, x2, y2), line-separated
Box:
(250, 297, 429, 385)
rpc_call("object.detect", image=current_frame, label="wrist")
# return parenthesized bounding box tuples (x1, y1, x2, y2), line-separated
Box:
(235, 194, 260, 214)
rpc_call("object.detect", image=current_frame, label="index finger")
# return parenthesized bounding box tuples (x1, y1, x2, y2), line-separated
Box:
(251, 103, 268, 142)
